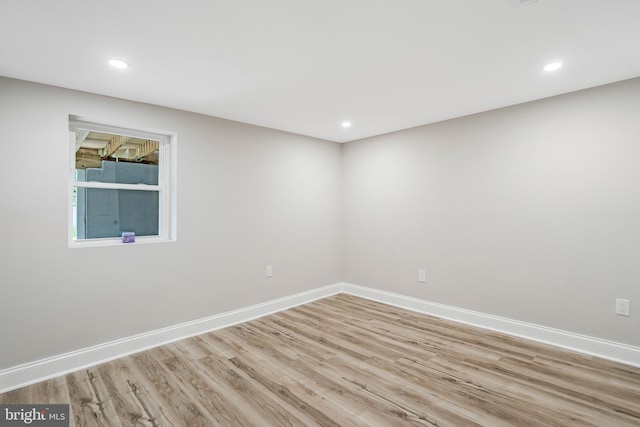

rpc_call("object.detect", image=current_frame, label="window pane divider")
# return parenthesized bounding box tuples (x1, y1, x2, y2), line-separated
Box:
(74, 182, 160, 191)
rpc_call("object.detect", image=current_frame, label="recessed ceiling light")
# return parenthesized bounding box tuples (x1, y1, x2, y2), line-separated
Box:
(341, 121, 352, 128)
(543, 62, 563, 72)
(108, 59, 130, 69)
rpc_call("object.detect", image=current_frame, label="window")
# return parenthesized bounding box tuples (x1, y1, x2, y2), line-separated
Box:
(69, 118, 176, 247)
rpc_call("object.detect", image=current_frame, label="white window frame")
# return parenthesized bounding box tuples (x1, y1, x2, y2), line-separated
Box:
(68, 117, 177, 248)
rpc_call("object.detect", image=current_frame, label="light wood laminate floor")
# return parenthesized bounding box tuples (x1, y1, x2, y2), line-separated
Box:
(1, 294, 639, 426)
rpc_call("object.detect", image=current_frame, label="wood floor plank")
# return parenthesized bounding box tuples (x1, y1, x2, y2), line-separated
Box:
(2, 294, 639, 426)
(151, 344, 261, 426)
(93, 361, 155, 426)
(196, 352, 315, 426)
(66, 369, 125, 427)
(130, 349, 214, 426)
(225, 319, 437, 425)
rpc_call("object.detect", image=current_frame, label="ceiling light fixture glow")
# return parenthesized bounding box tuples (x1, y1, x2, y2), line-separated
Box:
(341, 121, 352, 128)
(108, 59, 130, 69)
(543, 62, 563, 72)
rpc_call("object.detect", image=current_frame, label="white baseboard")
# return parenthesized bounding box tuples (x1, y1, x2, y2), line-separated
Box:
(2, 282, 639, 394)
(0, 284, 343, 394)
(341, 282, 640, 368)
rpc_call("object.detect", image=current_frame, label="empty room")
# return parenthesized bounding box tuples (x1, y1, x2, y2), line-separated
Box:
(1, 1, 639, 426)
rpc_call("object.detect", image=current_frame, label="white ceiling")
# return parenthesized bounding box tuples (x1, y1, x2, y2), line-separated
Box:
(1, 0, 639, 142)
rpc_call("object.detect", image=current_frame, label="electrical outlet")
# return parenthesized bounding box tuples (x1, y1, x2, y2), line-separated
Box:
(615, 299, 630, 316)
(266, 266, 273, 278)
(418, 269, 426, 283)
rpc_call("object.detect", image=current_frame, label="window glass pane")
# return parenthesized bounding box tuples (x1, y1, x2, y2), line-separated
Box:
(75, 129, 159, 184)
(74, 187, 159, 239)
(69, 119, 174, 246)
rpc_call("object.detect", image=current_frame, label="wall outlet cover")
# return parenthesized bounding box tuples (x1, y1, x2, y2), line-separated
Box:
(418, 269, 426, 283)
(615, 299, 630, 316)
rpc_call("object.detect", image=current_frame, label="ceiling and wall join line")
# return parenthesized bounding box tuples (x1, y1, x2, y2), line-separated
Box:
(0, 75, 639, 379)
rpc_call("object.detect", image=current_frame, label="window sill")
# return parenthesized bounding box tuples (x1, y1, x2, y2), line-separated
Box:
(68, 236, 176, 249)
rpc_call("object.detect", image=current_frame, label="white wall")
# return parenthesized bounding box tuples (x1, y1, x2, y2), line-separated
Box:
(2, 75, 639, 374)
(343, 77, 640, 347)
(0, 77, 343, 370)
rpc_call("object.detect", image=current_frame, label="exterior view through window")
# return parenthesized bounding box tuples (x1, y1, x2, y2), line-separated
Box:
(70, 120, 174, 246)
